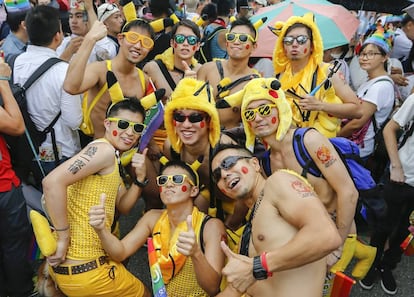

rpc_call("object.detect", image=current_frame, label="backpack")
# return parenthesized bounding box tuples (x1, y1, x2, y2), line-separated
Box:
(0, 57, 63, 187)
(196, 25, 226, 64)
(292, 127, 387, 221)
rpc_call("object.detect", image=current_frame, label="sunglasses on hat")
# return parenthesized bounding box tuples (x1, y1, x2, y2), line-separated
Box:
(156, 174, 195, 186)
(173, 34, 199, 45)
(212, 156, 251, 182)
(122, 31, 154, 49)
(243, 103, 277, 121)
(107, 117, 146, 134)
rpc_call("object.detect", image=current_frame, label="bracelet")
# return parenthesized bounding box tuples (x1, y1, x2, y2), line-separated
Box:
(0, 76, 10, 81)
(332, 253, 341, 260)
(260, 252, 273, 277)
(53, 225, 70, 232)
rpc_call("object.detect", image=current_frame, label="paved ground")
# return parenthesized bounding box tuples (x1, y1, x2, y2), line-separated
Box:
(120, 199, 414, 297)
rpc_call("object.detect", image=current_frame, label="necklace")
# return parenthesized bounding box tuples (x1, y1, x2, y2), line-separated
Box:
(250, 189, 264, 222)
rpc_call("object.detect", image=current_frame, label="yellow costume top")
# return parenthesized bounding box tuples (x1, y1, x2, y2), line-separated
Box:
(66, 139, 122, 260)
(272, 13, 342, 138)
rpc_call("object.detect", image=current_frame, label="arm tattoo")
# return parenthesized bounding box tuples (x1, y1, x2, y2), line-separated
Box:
(291, 180, 314, 198)
(68, 145, 98, 174)
(315, 145, 336, 168)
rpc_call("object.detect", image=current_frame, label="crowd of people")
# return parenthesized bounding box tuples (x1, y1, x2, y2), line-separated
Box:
(0, 0, 413, 296)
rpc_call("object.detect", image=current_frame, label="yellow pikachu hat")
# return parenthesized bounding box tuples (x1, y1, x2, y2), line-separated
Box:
(164, 78, 220, 153)
(219, 77, 292, 152)
(270, 12, 323, 74)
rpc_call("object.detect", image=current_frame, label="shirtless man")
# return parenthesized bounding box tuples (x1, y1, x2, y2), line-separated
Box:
(143, 19, 201, 99)
(211, 143, 341, 297)
(89, 159, 226, 296)
(197, 17, 260, 129)
(219, 78, 358, 266)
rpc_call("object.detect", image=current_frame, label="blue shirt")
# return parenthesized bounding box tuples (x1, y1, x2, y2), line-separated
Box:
(0, 32, 26, 63)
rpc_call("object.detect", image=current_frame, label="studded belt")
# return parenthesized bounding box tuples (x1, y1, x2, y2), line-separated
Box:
(52, 256, 107, 275)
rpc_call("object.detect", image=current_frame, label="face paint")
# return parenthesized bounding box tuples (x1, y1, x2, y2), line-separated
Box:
(200, 121, 205, 128)
(192, 46, 196, 51)
(159, 187, 162, 193)
(173, 43, 178, 48)
(112, 130, 118, 136)
(181, 185, 187, 192)
(173, 120, 177, 126)
(271, 117, 277, 124)
(241, 166, 249, 174)
(245, 44, 250, 50)
(303, 48, 308, 54)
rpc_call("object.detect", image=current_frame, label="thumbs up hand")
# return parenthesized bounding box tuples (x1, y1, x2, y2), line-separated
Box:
(88, 193, 107, 231)
(182, 61, 197, 79)
(221, 241, 256, 293)
(176, 215, 198, 257)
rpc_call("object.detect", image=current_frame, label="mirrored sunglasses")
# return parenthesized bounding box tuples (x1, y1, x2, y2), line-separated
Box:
(174, 34, 199, 45)
(173, 112, 206, 123)
(243, 104, 277, 121)
(107, 117, 146, 134)
(212, 156, 251, 182)
(122, 31, 154, 49)
(156, 174, 195, 186)
(283, 35, 309, 45)
(225, 32, 256, 44)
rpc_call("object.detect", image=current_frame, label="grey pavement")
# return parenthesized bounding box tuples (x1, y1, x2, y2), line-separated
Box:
(121, 199, 414, 297)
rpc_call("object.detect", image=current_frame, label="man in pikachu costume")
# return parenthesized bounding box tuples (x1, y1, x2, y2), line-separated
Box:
(271, 13, 361, 138)
(219, 77, 376, 287)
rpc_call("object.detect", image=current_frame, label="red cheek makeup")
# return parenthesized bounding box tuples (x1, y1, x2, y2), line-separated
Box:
(112, 130, 118, 136)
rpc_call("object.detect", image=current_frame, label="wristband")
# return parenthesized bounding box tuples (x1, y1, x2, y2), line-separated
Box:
(53, 225, 70, 232)
(260, 252, 273, 277)
(133, 177, 149, 187)
(0, 76, 10, 81)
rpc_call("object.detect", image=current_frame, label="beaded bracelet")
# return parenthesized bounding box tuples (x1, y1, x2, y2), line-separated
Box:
(0, 76, 10, 81)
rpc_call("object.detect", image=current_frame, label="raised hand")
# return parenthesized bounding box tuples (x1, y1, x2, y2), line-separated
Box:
(88, 193, 107, 231)
(176, 215, 198, 256)
(182, 60, 197, 79)
(132, 147, 147, 183)
(221, 241, 256, 293)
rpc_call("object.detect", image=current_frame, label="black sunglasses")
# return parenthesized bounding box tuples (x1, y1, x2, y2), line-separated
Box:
(283, 35, 309, 45)
(212, 156, 251, 182)
(173, 34, 199, 45)
(173, 112, 206, 123)
(107, 117, 145, 134)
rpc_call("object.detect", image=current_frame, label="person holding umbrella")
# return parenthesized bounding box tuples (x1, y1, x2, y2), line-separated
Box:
(271, 13, 362, 138)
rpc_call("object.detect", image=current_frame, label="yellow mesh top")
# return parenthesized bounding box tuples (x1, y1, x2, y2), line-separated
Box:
(66, 140, 122, 259)
(165, 255, 208, 297)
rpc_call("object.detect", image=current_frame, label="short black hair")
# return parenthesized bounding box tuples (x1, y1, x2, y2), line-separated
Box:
(25, 6, 61, 46)
(171, 19, 201, 40)
(106, 98, 145, 119)
(160, 159, 199, 187)
(6, 10, 29, 32)
(212, 143, 253, 161)
(211, 0, 234, 17)
(229, 17, 256, 40)
(286, 23, 313, 43)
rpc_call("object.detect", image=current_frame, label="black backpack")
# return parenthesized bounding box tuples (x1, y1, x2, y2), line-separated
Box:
(0, 57, 63, 187)
(196, 25, 226, 64)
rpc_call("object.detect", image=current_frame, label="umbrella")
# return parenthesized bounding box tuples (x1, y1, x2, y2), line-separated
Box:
(250, 0, 360, 58)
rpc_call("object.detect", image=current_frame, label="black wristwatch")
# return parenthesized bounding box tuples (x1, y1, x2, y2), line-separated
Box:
(252, 255, 268, 280)
(133, 177, 149, 188)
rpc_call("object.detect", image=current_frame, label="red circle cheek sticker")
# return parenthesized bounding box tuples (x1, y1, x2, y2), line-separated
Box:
(271, 117, 277, 124)
(245, 44, 250, 50)
(200, 121, 205, 128)
(241, 166, 249, 174)
(159, 187, 163, 193)
(192, 46, 196, 51)
(173, 120, 177, 127)
(181, 185, 187, 192)
(304, 48, 308, 54)
(173, 43, 178, 48)
(112, 130, 118, 136)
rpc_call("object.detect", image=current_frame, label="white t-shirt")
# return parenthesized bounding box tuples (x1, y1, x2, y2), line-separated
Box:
(390, 28, 413, 62)
(356, 76, 395, 158)
(392, 94, 414, 187)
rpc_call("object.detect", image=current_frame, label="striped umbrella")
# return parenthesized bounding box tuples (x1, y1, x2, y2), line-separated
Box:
(250, 0, 360, 58)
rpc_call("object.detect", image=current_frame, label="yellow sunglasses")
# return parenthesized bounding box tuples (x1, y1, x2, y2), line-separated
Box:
(121, 31, 154, 49)
(225, 32, 256, 44)
(243, 104, 277, 121)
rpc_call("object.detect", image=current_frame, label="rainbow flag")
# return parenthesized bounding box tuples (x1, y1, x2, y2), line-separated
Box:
(329, 271, 355, 297)
(147, 237, 167, 297)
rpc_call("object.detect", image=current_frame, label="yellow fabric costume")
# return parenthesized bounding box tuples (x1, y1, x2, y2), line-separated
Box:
(66, 139, 122, 260)
(271, 13, 342, 138)
(155, 47, 199, 72)
(152, 207, 206, 288)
